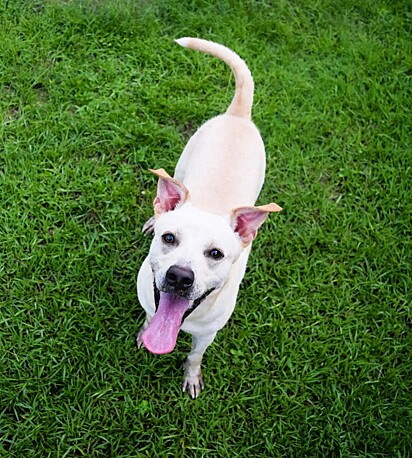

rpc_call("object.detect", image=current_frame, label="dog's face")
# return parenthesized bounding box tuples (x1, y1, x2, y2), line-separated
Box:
(139, 169, 281, 355)
(149, 203, 243, 302)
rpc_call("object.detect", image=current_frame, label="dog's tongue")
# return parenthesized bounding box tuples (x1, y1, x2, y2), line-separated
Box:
(140, 292, 191, 354)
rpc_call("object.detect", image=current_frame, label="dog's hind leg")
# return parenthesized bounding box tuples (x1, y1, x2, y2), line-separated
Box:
(182, 332, 217, 399)
(142, 216, 155, 235)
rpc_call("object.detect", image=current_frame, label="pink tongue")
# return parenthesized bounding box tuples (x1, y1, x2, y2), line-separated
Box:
(141, 292, 191, 354)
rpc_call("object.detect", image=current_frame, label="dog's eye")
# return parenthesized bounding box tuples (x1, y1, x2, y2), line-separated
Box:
(162, 233, 176, 244)
(208, 248, 224, 260)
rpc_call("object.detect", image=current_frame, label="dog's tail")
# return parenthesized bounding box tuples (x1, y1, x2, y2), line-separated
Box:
(175, 37, 254, 119)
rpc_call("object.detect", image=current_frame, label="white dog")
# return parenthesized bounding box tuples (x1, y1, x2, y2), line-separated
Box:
(136, 37, 282, 398)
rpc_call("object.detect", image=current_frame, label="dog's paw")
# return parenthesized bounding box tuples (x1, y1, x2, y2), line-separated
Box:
(182, 369, 204, 399)
(142, 216, 155, 235)
(136, 330, 145, 349)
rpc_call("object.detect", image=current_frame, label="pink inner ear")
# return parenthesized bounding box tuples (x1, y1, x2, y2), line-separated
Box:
(234, 210, 267, 239)
(231, 203, 281, 245)
(160, 180, 184, 212)
(155, 176, 188, 215)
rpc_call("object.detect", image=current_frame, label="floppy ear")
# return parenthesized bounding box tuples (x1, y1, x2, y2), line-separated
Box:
(231, 203, 282, 246)
(150, 168, 190, 217)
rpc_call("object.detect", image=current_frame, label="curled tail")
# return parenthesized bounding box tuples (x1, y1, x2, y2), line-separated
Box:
(175, 37, 254, 119)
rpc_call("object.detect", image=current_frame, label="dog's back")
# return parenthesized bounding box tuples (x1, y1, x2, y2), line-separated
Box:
(173, 38, 266, 215)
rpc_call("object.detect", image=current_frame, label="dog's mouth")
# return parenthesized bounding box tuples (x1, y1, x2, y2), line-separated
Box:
(140, 283, 214, 355)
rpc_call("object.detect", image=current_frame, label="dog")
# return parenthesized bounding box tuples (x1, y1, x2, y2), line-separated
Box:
(136, 37, 282, 398)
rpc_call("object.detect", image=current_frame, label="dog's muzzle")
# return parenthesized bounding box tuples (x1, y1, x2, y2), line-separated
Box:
(142, 281, 216, 355)
(153, 267, 215, 324)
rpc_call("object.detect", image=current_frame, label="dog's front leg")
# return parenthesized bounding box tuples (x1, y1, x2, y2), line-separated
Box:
(183, 332, 217, 399)
(135, 317, 150, 349)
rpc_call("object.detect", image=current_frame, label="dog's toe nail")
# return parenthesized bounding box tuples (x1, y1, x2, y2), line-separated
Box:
(182, 375, 203, 399)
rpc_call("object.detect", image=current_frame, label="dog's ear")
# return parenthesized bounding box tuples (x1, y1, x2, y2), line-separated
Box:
(150, 169, 190, 217)
(231, 203, 282, 246)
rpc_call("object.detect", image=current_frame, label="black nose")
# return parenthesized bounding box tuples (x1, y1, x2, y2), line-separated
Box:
(165, 266, 194, 291)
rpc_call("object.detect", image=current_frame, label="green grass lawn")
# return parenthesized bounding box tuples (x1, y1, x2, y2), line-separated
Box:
(1, 0, 411, 456)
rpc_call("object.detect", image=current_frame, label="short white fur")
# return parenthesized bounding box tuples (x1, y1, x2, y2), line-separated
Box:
(136, 37, 282, 398)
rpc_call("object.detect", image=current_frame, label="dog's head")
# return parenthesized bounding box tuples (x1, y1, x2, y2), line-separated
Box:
(140, 169, 282, 354)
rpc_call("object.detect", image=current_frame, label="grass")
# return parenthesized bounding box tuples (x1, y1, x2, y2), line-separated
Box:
(0, 0, 411, 456)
